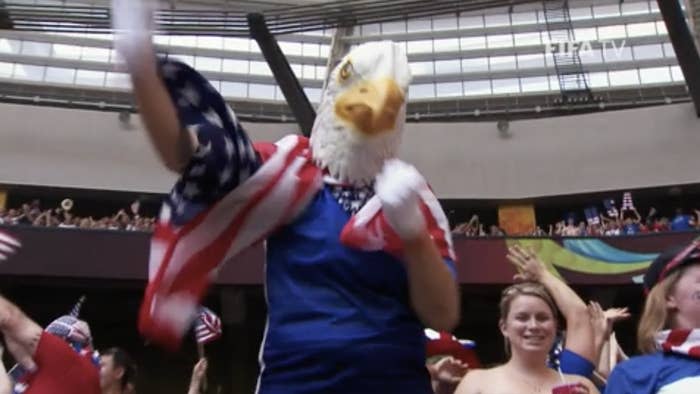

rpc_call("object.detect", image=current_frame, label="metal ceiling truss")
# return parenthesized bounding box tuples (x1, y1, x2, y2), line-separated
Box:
(2, 0, 541, 36)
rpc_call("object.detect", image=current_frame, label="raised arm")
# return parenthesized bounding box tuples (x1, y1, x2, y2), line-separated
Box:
(507, 245, 596, 364)
(112, 0, 195, 172)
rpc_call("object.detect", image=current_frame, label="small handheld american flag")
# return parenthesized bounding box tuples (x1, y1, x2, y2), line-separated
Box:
(0, 230, 21, 261)
(621, 192, 635, 211)
(194, 307, 222, 345)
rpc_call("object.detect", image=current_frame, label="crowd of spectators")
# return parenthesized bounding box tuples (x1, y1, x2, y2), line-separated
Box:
(452, 207, 700, 237)
(0, 199, 156, 232)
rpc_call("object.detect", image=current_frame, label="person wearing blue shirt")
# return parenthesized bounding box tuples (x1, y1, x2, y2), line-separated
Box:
(670, 209, 695, 232)
(605, 243, 700, 394)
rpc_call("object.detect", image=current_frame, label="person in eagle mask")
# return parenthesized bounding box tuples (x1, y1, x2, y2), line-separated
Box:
(110, 0, 459, 392)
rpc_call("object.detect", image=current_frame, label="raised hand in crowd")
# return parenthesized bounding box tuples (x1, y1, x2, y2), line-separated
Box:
(187, 358, 208, 394)
(428, 356, 469, 394)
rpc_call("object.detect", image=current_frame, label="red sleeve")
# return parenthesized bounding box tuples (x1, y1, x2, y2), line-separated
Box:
(25, 332, 101, 394)
(253, 141, 278, 163)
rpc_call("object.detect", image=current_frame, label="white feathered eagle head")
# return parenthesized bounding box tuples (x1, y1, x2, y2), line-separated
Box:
(310, 41, 412, 186)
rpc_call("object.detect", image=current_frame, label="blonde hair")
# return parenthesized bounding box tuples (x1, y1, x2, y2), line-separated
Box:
(637, 269, 683, 354)
(499, 282, 559, 355)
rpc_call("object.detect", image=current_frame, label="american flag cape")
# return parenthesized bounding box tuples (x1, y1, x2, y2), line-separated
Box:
(656, 329, 700, 359)
(139, 141, 456, 350)
(194, 306, 222, 344)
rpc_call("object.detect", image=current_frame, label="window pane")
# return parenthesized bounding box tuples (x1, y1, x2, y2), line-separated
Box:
(587, 72, 609, 88)
(249, 83, 275, 100)
(520, 76, 549, 92)
(622, 2, 650, 15)
(197, 36, 223, 50)
(639, 66, 672, 84)
(574, 27, 597, 41)
(663, 43, 676, 58)
(597, 25, 627, 40)
(304, 88, 321, 103)
(81, 47, 109, 62)
(462, 57, 488, 73)
(52, 44, 81, 59)
(603, 43, 633, 62)
(581, 48, 603, 65)
(492, 78, 520, 94)
(223, 38, 250, 52)
(460, 36, 486, 50)
(656, 21, 667, 35)
(409, 61, 433, 76)
(382, 20, 405, 34)
(153, 35, 170, 46)
(517, 53, 545, 69)
(487, 34, 513, 49)
(432, 16, 457, 31)
(75, 69, 105, 86)
(434, 38, 459, 52)
(319, 45, 330, 57)
(434, 59, 460, 74)
(569, 6, 592, 21)
(302, 64, 315, 79)
(302, 43, 319, 57)
(407, 19, 432, 32)
(21, 41, 51, 57)
(174, 36, 197, 47)
(249, 61, 272, 76)
(222, 59, 249, 74)
(459, 15, 484, 29)
(593, 4, 621, 18)
(220, 81, 247, 98)
(45, 67, 75, 84)
(0, 62, 13, 77)
(484, 14, 510, 27)
(670, 65, 684, 82)
(463, 80, 491, 96)
(511, 12, 537, 26)
(490, 55, 516, 71)
(195, 56, 222, 72)
(608, 69, 639, 86)
(436, 82, 462, 97)
(627, 22, 657, 37)
(410, 83, 435, 99)
(105, 72, 130, 88)
(14, 64, 44, 81)
(407, 40, 433, 54)
(361, 23, 380, 35)
(512, 32, 540, 47)
(633, 44, 663, 60)
(279, 41, 302, 56)
(0, 39, 21, 54)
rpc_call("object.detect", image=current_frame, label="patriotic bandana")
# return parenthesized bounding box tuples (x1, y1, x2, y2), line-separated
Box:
(655, 329, 700, 359)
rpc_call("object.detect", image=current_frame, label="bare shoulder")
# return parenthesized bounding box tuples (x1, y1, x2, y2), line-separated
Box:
(565, 373, 600, 394)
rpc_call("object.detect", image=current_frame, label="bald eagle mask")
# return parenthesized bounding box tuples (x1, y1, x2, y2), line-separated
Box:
(310, 41, 412, 186)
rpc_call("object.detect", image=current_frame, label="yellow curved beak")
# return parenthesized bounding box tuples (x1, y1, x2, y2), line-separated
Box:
(334, 78, 405, 136)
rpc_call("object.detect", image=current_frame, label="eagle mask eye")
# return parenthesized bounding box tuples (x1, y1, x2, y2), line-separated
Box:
(338, 60, 355, 82)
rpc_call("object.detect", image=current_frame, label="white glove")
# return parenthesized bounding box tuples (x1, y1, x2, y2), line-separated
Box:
(375, 159, 427, 240)
(0, 230, 20, 261)
(111, 0, 156, 71)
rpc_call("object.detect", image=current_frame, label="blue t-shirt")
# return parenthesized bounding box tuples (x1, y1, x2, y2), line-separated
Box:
(605, 352, 700, 394)
(256, 186, 456, 394)
(623, 223, 640, 235)
(670, 215, 693, 232)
